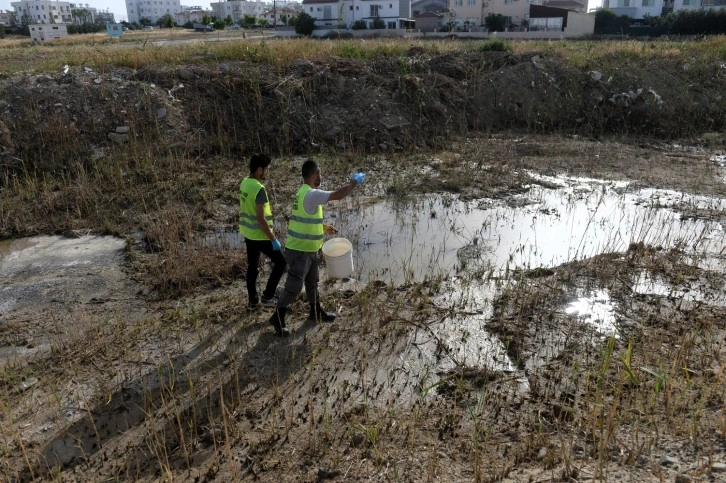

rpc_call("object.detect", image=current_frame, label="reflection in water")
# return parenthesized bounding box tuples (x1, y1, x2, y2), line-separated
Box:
(333, 178, 726, 284)
(565, 289, 618, 338)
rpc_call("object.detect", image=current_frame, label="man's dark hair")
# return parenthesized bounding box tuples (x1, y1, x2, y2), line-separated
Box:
(249, 153, 271, 173)
(301, 159, 319, 179)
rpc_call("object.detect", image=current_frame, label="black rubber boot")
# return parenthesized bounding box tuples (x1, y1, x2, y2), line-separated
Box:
(268, 307, 290, 337)
(308, 303, 336, 322)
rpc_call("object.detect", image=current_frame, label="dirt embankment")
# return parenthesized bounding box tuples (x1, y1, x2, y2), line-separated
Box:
(1, 51, 725, 175)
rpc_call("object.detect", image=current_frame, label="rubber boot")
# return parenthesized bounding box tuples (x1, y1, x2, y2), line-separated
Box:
(308, 303, 336, 322)
(268, 306, 290, 337)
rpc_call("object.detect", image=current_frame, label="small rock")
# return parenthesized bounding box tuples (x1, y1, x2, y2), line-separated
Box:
(178, 68, 195, 81)
(94, 78, 103, 84)
(219, 63, 230, 72)
(84, 66, 93, 72)
(157, 107, 167, 120)
(36, 75, 53, 83)
(108, 132, 129, 143)
(712, 462, 726, 473)
(660, 455, 678, 466)
(16, 377, 38, 393)
(537, 447, 547, 460)
(675, 475, 691, 483)
(115, 126, 130, 134)
(317, 467, 341, 480)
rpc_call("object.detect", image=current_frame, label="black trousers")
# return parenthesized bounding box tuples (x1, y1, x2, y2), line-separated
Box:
(244, 238, 287, 302)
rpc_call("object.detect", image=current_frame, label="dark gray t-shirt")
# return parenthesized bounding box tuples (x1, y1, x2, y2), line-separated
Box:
(255, 187, 268, 205)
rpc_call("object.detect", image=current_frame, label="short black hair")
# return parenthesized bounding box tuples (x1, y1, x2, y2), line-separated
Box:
(301, 159, 319, 179)
(249, 153, 271, 173)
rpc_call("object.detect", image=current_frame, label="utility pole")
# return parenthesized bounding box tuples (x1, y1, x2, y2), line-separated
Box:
(273, 0, 276, 29)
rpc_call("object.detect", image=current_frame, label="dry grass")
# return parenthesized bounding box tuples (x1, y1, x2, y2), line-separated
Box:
(2, 32, 726, 75)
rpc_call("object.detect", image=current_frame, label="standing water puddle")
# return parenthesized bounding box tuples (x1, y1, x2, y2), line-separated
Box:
(334, 175, 726, 284)
(330, 175, 726, 383)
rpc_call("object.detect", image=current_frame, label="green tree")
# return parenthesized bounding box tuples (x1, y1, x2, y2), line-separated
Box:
(242, 14, 257, 27)
(294, 11, 316, 35)
(372, 16, 385, 29)
(351, 19, 367, 30)
(484, 13, 507, 32)
(202, 14, 212, 25)
(71, 8, 91, 25)
(139, 17, 152, 27)
(157, 14, 175, 28)
(0, 25, 5, 39)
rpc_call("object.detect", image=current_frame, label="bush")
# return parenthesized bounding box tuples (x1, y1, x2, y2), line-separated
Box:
(294, 12, 316, 36)
(372, 16, 385, 29)
(594, 9, 632, 34)
(351, 20, 367, 30)
(475, 38, 511, 52)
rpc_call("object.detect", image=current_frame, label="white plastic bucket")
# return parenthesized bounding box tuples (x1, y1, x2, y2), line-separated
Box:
(322, 237, 353, 278)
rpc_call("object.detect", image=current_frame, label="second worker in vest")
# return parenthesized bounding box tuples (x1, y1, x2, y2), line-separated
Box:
(267, 159, 366, 337)
(239, 153, 287, 310)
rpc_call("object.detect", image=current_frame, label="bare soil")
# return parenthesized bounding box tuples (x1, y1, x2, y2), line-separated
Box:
(0, 45, 725, 482)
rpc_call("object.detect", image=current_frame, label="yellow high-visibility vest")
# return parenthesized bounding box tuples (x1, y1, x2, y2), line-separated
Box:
(286, 184, 324, 252)
(239, 177, 273, 240)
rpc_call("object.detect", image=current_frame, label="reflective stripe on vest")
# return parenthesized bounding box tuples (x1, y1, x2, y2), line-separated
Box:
(285, 184, 324, 252)
(239, 177, 273, 240)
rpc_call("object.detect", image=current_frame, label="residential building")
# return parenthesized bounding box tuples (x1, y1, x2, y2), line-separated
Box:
(259, 6, 301, 25)
(210, 0, 269, 23)
(414, 9, 444, 30)
(480, 0, 545, 30)
(542, 0, 585, 11)
(28, 21, 68, 39)
(600, 0, 665, 20)
(174, 5, 210, 25)
(0, 9, 15, 25)
(529, 3, 591, 31)
(301, 0, 413, 29)
(672, 0, 725, 12)
(11, 0, 74, 24)
(125, 0, 182, 24)
(449, 0, 486, 29)
(411, 0, 447, 15)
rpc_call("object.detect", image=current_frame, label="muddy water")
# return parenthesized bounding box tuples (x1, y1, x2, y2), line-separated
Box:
(334, 175, 726, 284)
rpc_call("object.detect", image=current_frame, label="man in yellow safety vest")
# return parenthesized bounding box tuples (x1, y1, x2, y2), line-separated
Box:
(267, 159, 365, 336)
(239, 153, 287, 310)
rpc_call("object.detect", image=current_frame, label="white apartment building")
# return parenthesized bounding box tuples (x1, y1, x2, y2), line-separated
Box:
(0, 9, 15, 24)
(302, 0, 412, 29)
(600, 0, 664, 19)
(11, 0, 73, 24)
(480, 0, 545, 30)
(210, 0, 270, 23)
(28, 21, 68, 38)
(671, 0, 726, 11)
(126, 0, 182, 24)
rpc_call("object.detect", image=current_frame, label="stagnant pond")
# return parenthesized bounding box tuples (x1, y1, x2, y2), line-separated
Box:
(331, 174, 726, 284)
